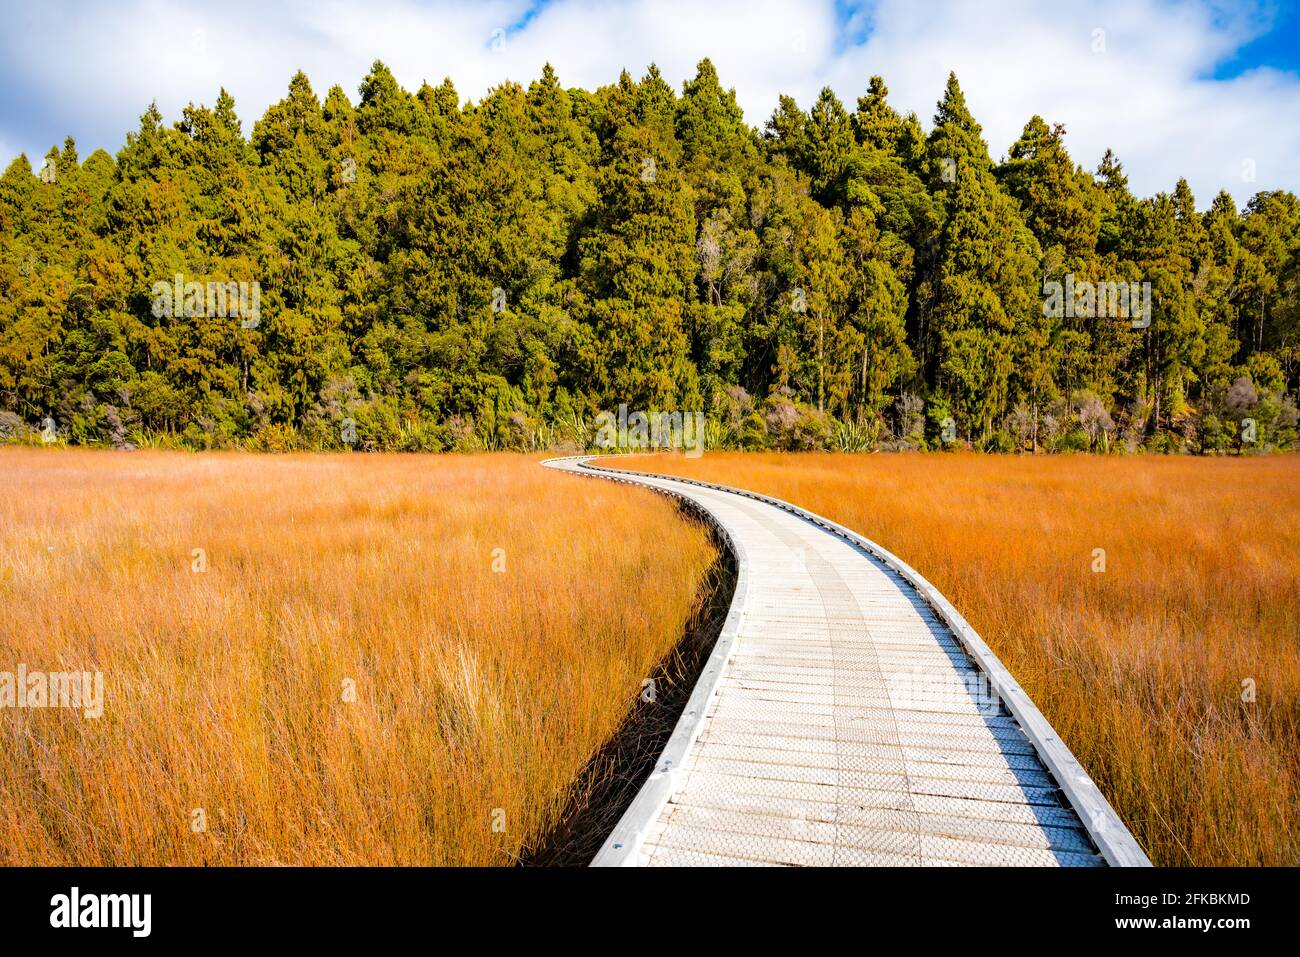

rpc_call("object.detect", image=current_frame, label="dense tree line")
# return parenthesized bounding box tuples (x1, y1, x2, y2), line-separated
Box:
(1, 61, 1296, 452)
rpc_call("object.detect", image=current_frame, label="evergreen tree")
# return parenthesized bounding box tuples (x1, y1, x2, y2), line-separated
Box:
(925, 75, 1042, 443)
(0, 61, 1293, 454)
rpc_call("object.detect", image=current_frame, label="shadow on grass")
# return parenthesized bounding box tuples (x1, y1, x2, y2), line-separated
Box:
(518, 500, 737, 866)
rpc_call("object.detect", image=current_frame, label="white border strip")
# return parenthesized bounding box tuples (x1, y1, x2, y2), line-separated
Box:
(544, 455, 1151, 868)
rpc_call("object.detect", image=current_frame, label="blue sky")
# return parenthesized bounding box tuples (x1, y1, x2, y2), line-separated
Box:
(1209, 0, 1300, 76)
(1, 0, 1298, 205)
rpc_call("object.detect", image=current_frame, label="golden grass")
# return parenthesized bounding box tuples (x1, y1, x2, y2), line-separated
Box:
(0, 449, 715, 865)
(618, 451, 1300, 866)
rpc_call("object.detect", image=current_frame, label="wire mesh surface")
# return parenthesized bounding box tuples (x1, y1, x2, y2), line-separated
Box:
(619, 476, 1105, 868)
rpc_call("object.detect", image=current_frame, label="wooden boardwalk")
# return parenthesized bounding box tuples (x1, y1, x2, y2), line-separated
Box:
(543, 456, 1150, 868)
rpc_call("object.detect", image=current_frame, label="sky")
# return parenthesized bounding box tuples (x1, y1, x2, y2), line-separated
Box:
(1, 0, 1297, 206)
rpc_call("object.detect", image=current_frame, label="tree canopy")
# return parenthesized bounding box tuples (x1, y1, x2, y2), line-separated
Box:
(1, 60, 1296, 453)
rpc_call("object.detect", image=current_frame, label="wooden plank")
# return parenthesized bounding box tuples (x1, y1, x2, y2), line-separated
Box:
(696, 727, 1047, 769)
(680, 754, 1065, 806)
(673, 769, 1086, 829)
(657, 802, 1097, 855)
(699, 718, 1040, 757)
(688, 741, 1057, 788)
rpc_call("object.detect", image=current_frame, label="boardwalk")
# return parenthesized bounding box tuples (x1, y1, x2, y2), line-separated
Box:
(544, 456, 1150, 868)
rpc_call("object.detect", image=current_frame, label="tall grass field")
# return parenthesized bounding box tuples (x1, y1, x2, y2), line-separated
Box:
(0, 449, 716, 865)
(3, 447, 1295, 866)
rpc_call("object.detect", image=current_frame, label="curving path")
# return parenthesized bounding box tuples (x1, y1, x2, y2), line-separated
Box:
(544, 456, 1150, 868)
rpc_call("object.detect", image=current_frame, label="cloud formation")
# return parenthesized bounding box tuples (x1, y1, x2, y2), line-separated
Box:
(1, 0, 1297, 205)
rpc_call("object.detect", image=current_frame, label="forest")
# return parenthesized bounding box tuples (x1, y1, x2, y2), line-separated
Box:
(1, 60, 1296, 453)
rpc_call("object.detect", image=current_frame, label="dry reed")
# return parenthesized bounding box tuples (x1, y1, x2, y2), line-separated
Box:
(0, 449, 714, 865)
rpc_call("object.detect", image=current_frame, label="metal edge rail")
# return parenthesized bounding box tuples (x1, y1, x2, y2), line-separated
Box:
(542, 454, 1152, 868)
(541, 456, 752, 867)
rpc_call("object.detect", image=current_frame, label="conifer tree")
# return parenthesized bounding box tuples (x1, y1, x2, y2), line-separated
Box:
(0, 61, 1294, 453)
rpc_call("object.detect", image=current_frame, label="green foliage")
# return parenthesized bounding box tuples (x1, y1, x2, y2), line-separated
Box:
(1, 62, 1296, 453)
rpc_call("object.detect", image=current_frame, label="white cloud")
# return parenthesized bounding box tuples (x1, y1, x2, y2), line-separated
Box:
(1, 0, 1296, 205)
(824, 0, 1300, 205)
